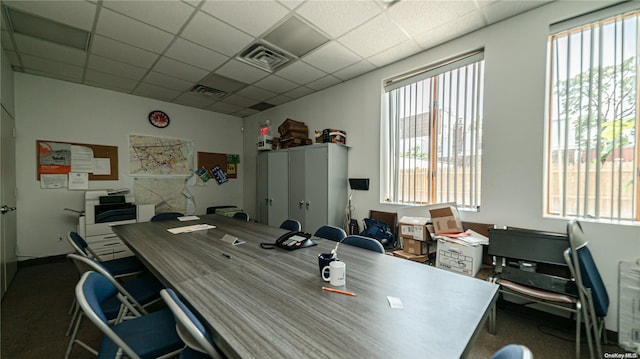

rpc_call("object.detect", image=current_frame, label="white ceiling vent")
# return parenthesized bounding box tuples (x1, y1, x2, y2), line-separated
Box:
(189, 84, 227, 99)
(237, 43, 293, 73)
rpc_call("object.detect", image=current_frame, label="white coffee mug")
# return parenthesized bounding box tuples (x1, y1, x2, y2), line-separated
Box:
(322, 261, 346, 286)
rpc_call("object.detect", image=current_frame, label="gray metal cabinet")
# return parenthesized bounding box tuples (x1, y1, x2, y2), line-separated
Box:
(257, 150, 289, 227)
(258, 144, 347, 233)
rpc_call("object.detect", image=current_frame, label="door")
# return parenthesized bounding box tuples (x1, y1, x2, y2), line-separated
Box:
(288, 149, 307, 230)
(1, 106, 18, 298)
(257, 151, 288, 227)
(302, 146, 328, 234)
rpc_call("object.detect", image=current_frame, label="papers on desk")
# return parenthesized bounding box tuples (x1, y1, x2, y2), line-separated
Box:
(177, 215, 200, 221)
(387, 296, 404, 309)
(435, 229, 489, 246)
(221, 234, 246, 246)
(167, 224, 216, 234)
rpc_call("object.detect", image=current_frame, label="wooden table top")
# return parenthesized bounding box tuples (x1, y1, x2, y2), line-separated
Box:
(114, 215, 498, 359)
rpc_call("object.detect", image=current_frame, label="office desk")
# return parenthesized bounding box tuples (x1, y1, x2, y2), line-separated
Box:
(114, 215, 498, 358)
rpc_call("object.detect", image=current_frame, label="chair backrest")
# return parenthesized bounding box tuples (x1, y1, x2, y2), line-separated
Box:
(67, 232, 89, 257)
(232, 212, 249, 221)
(566, 220, 609, 317)
(280, 219, 301, 232)
(67, 253, 147, 315)
(151, 212, 184, 222)
(341, 235, 385, 253)
(76, 271, 140, 359)
(491, 344, 533, 359)
(160, 289, 220, 358)
(314, 225, 347, 242)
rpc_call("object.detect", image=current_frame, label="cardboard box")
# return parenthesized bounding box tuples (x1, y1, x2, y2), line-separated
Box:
(435, 239, 482, 277)
(316, 129, 346, 144)
(429, 206, 463, 234)
(398, 216, 430, 241)
(392, 250, 430, 263)
(402, 238, 430, 255)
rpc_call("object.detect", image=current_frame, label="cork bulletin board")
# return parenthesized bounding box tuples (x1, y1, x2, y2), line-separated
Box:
(37, 140, 119, 180)
(197, 151, 238, 179)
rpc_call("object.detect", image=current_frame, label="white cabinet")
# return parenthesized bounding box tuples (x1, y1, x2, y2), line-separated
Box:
(257, 144, 348, 233)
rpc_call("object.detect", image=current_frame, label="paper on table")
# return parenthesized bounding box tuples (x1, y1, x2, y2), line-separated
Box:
(387, 296, 404, 309)
(167, 224, 215, 234)
(178, 215, 200, 221)
(221, 234, 246, 246)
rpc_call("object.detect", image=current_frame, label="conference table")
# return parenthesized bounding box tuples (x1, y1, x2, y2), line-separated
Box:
(113, 215, 498, 358)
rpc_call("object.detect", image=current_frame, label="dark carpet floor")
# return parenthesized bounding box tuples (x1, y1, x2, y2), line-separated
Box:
(0, 260, 629, 358)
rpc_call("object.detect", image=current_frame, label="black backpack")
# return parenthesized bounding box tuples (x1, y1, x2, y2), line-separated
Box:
(360, 218, 395, 248)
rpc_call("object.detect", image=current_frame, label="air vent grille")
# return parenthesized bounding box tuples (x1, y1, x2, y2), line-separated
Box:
(237, 43, 292, 73)
(189, 84, 227, 99)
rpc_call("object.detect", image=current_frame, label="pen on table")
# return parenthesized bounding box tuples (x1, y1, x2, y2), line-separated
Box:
(322, 287, 356, 296)
(222, 252, 232, 259)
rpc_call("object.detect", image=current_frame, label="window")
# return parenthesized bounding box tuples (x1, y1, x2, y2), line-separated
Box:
(547, 6, 639, 221)
(382, 51, 484, 209)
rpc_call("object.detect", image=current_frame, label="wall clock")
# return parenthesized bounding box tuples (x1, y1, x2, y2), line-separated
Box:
(148, 110, 170, 128)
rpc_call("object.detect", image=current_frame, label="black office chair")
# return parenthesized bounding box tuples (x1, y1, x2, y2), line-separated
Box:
(314, 225, 347, 242)
(232, 212, 249, 221)
(280, 219, 301, 232)
(151, 212, 183, 221)
(341, 235, 385, 253)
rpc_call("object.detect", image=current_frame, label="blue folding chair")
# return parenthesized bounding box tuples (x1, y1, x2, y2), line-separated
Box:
(565, 220, 609, 359)
(161, 289, 222, 359)
(66, 254, 164, 358)
(341, 235, 385, 253)
(75, 271, 184, 359)
(314, 225, 347, 242)
(67, 232, 144, 278)
(491, 344, 533, 359)
(151, 212, 184, 221)
(280, 219, 301, 232)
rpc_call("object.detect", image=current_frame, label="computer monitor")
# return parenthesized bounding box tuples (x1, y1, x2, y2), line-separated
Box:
(348, 178, 369, 190)
(488, 228, 570, 266)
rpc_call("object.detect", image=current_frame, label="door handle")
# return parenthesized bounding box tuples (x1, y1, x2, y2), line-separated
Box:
(305, 201, 310, 209)
(299, 200, 304, 208)
(269, 198, 273, 205)
(1, 205, 16, 214)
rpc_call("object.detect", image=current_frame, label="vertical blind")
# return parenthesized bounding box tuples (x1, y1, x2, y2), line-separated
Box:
(384, 51, 484, 207)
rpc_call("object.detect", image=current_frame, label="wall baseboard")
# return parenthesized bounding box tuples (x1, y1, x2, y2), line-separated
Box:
(17, 254, 67, 269)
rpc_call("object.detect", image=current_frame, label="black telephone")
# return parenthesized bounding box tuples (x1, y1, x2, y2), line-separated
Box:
(260, 231, 316, 250)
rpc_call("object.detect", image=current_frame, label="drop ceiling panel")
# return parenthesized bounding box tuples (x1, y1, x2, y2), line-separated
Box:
(235, 86, 277, 102)
(13, 33, 86, 67)
(1, 31, 13, 51)
(173, 93, 217, 108)
(164, 38, 228, 72)
(214, 59, 270, 85)
(25, 67, 82, 83)
(143, 71, 194, 91)
(87, 54, 147, 80)
(303, 42, 361, 73)
(332, 60, 376, 81)
(20, 54, 84, 79)
(134, 82, 181, 102)
(296, 1, 382, 38)
(84, 69, 139, 91)
(96, 8, 174, 53)
(265, 94, 293, 105)
(306, 75, 342, 91)
(284, 85, 314, 99)
(3, 1, 96, 31)
(206, 101, 243, 114)
(222, 94, 256, 107)
(367, 39, 421, 68)
(101, 0, 195, 34)
(414, 12, 485, 50)
(153, 56, 209, 83)
(200, 0, 289, 37)
(181, 11, 253, 56)
(275, 61, 326, 85)
(339, 14, 409, 59)
(253, 75, 298, 93)
(90, 35, 160, 68)
(388, 1, 478, 37)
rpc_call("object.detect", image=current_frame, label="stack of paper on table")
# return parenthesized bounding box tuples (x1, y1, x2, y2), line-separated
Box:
(167, 224, 215, 234)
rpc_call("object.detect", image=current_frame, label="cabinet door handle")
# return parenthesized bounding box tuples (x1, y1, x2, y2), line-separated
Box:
(299, 200, 304, 208)
(269, 198, 273, 205)
(265, 198, 270, 204)
(306, 201, 310, 209)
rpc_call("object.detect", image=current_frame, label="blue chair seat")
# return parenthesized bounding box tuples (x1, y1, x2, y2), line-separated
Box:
(101, 256, 145, 277)
(98, 308, 184, 359)
(180, 348, 212, 359)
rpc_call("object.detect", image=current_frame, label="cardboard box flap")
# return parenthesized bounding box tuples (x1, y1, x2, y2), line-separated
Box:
(429, 206, 463, 234)
(398, 216, 429, 225)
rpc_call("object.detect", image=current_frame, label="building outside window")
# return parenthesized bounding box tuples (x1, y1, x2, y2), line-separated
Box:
(382, 51, 484, 210)
(547, 5, 639, 222)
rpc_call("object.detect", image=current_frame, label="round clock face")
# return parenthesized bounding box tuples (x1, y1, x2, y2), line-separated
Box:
(149, 110, 170, 128)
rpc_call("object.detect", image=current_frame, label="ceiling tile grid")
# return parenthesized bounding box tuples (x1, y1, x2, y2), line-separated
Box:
(0, 0, 552, 118)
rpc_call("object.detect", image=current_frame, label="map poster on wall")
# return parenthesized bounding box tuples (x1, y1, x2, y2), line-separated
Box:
(129, 134, 193, 176)
(134, 178, 187, 214)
